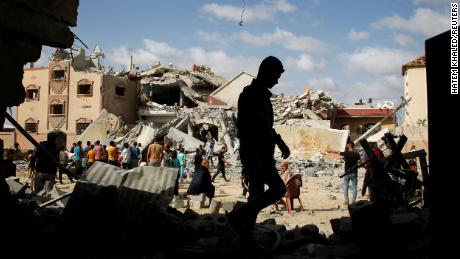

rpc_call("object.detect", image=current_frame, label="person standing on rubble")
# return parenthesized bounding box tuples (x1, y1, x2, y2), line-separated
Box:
(74, 141, 83, 175)
(130, 141, 140, 168)
(177, 147, 186, 180)
(193, 147, 203, 174)
(162, 143, 173, 167)
(329, 142, 361, 205)
(30, 132, 59, 194)
(82, 141, 91, 172)
(106, 141, 119, 166)
(120, 142, 132, 169)
(93, 140, 104, 164)
(147, 137, 163, 167)
(228, 56, 290, 249)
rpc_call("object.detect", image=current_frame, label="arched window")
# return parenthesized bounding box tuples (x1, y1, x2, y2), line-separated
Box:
(76, 118, 92, 134)
(77, 79, 93, 96)
(50, 99, 65, 115)
(51, 65, 65, 80)
(25, 84, 40, 101)
(25, 118, 38, 133)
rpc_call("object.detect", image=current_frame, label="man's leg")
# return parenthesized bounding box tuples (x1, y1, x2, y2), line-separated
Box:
(59, 168, 64, 184)
(44, 175, 54, 193)
(351, 173, 358, 203)
(222, 167, 229, 182)
(211, 169, 221, 182)
(229, 162, 285, 242)
(34, 173, 45, 193)
(343, 175, 350, 204)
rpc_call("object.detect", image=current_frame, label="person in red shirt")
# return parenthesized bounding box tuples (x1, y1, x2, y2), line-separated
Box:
(362, 142, 384, 199)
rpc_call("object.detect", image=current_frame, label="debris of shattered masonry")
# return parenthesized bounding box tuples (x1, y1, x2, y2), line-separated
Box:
(271, 89, 341, 126)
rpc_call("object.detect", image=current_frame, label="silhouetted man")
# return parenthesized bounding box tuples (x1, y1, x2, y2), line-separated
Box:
(31, 132, 59, 194)
(229, 56, 290, 249)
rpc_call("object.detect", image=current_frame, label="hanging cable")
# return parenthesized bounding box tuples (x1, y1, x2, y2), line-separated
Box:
(239, 0, 246, 26)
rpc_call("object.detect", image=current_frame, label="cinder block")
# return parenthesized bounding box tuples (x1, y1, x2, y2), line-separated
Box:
(190, 200, 204, 210)
(208, 200, 221, 214)
(222, 201, 235, 212)
(190, 193, 206, 202)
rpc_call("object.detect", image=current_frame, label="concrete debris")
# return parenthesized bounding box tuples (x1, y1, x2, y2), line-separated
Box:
(5, 176, 27, 196)
(271, 91, 339, 125)
(77, 109, 126, 145)
(167, 127, 204, 152)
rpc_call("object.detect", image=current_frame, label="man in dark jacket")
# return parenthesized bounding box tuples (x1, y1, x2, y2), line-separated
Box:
(31, 132, 59, 194)
(228, 56, 290, 247)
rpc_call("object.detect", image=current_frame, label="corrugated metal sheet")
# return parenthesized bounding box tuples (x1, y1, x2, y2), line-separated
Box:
(82, 161, 179, 207)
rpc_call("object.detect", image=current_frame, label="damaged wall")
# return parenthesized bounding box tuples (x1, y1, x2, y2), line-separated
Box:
(102, 75, 138, 123)
(274, 125, 349, 159)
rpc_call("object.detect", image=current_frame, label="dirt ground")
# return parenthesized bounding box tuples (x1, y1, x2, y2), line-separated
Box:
(16, 166, 368, 237)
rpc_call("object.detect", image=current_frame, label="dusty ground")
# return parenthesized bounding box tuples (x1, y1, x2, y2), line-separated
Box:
(15, 164, 368, 237)
(177, 167, 368, 236)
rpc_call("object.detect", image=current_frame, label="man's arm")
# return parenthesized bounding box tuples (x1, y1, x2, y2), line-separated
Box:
(146, 146, 151, 160)
(273, 129, 290, 159)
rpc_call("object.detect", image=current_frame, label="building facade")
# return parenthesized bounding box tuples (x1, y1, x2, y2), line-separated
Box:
(332, 106, 396, 141)
(402, 56, 428, 126)
(17, 47, 138, 150)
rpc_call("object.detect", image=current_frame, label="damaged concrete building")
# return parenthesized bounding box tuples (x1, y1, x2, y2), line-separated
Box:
(16, 47, 138, 149)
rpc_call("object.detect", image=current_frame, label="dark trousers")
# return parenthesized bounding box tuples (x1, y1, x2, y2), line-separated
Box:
(58, 164, 75, 183)
(122, 162, 131, 170)
(108, 160, 118, 166)
(229, 160, 286, 241)
(212, 166, 228, 181)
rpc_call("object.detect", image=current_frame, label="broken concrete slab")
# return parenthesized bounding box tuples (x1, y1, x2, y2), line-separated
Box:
(167, 127, 204, 152)
(49, 186, 70, 207)
(5, 176, 27, 195)
(274, 125, 349, 159)
(77, 109, 126, 144)
(136, 125, 156, 152)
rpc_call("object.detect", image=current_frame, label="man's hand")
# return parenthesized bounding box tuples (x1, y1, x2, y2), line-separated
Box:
(277, 138, 290, 159)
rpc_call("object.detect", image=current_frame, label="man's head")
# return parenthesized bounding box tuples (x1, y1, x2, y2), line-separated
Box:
(77, 141, 82, 147)
(201, 158, 209, 169)
(256, 56, 284, 89)
(87, 141, 91, 146)
(280, 161, 289, 172)
(346, 142, 355, 151)
(110, 141, 115, 147)
(95, 140, 100, 145)
(47, 132, 57, 144)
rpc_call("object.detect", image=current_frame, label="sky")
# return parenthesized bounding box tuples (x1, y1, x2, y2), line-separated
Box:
(35, 0, 453, 108)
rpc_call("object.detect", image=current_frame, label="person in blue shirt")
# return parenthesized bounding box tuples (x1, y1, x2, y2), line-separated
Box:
(130, 141, 140, 168)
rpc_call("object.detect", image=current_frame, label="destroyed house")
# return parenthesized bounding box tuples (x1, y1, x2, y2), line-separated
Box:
(139, 64, 226, 109)
(208, 71, 255, 108)
(332, 105, 396, 141)
(17, 47, 138, 150)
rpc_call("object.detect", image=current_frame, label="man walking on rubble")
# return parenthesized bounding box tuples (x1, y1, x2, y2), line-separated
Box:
(211, 144, 230, 182)
(228, 56, 290, 250)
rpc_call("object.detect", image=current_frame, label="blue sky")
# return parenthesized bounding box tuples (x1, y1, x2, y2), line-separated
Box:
(37, 0, 453, 107)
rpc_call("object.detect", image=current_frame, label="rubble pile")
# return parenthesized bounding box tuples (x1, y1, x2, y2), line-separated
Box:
(139, 63, 226, 104)
(272, 90, 340, 126)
